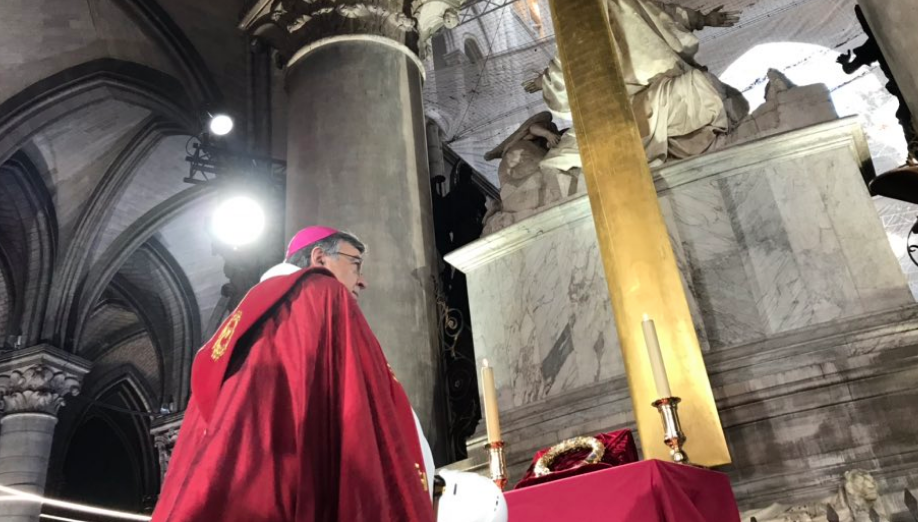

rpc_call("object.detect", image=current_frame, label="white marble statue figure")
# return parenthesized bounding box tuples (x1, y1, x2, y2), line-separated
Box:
(412, 0, 462, 59)
(481, 111, 582, 234)
(524, 1, 750, 167)
(743, 470, 890, 522)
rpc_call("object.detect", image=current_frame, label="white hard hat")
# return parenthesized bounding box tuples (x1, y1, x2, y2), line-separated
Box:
(436, 470, 508, 522)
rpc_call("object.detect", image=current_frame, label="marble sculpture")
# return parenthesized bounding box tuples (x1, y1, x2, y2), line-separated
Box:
(523, 0, 749, 168)
(480, 112, 584, 234)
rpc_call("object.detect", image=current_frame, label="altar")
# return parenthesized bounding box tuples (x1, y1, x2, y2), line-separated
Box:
(505, 460, 739, 522)
(445, 117, 918, 513)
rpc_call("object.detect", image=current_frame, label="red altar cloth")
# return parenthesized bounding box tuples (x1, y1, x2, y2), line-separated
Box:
(505, 460, 740, 522)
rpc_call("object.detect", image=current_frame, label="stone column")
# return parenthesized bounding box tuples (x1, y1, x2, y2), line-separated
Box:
(0, 345, 90, 522)
(240, 0, 463, 458)
(859, 1, 918, 123)
(150, 412, 184, 485)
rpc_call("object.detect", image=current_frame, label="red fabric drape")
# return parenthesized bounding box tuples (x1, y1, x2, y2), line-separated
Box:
(506, 460, 741, 522)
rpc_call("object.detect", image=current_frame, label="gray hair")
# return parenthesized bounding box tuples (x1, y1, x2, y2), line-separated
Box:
(286, 231, 367, 268)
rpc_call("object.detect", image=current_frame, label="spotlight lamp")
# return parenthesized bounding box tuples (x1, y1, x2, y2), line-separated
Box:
(208, 113, 234, 136)
(183, 106, 285, 249)
(211, 195, 266, 247)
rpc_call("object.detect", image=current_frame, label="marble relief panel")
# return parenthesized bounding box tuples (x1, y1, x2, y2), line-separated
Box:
(554, 219, 623, 390)
(520, 237, 571, 402)
(658, 192, 713, 351)
(722, 168, 814, 334)
(664, 176, 740, 264)
(687, 247, 765, 349)
(662, 151, 911, 350)
(663, 179, 766, 349)
(817, 163, 915, 311)
(467, 219, 623, 411)
(767, 156, 864, 323)
(466, 245, 544, 409)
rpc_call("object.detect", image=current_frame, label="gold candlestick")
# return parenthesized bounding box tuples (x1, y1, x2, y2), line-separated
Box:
(486, 441, 508, 490)
(652, 397, 688, 464)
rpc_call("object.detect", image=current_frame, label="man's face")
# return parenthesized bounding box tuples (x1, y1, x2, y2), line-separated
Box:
(312, 241, 368, 298)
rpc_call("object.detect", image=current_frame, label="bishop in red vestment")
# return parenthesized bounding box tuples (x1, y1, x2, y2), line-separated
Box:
(152, 227, 435, 522)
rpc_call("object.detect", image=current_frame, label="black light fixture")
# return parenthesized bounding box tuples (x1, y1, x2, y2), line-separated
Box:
(200, 103, 235, 139)
(183, 134, 285, 187)
(184, 108, 286, 248)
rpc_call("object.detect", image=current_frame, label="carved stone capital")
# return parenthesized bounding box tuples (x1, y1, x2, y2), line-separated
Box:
(151, 412, 184, 480)
(0, 345, 91, 416)
(241, 0, 417, 64)
(239, 0, 464, 65)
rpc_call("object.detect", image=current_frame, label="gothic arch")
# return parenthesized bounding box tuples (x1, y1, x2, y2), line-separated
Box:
(0, 152, 58, 346)
(0, 59, 198, 169)
(114, 0, 222, 107)
(53, 369, 161, 513)
(43, 115, 189, 346)
(144, 239, 201, 404)
(104, 238, 202, 406)
(69, 185, 216, 356)
(0, 59, 205, 348)
(0, 244, 14, 340)
(102, 280, 169, 401)
(464, 37, 485, 64)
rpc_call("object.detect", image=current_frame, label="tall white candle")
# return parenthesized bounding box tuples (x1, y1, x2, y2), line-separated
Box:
(480, 359, 502, 444)
(642, 314, 672, 398)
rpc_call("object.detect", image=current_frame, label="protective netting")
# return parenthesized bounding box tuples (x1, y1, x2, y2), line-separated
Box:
(424, 0, 908, 185)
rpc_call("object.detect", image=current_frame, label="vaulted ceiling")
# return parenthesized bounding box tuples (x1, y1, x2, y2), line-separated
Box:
(0, 0, 249, 417)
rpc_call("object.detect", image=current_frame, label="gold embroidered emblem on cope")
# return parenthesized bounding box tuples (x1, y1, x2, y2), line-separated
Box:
(211, 311, 243, 361)
(415, 463, 428, 492)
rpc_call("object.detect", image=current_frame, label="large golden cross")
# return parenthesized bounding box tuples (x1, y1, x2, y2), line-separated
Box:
(548, 0, 730, 466)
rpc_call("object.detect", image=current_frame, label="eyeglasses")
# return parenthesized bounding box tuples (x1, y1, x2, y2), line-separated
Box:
(336, 252, 364, 274)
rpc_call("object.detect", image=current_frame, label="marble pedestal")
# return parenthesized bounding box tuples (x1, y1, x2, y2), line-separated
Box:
(445, 118, 918, 510)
